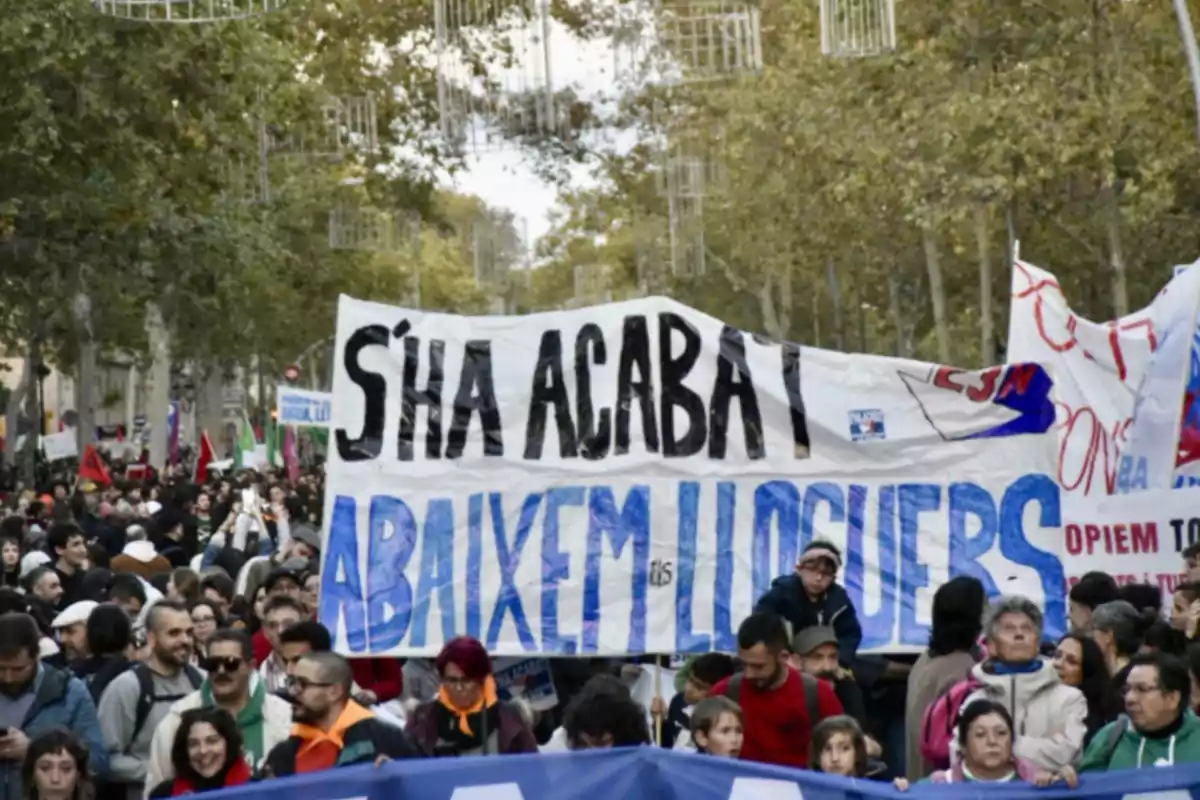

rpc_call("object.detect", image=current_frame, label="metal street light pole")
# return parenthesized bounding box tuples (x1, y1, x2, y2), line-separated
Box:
(1173, 0, 1200, 142)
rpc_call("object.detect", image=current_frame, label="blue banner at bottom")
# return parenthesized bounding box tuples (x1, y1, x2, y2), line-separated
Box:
(207, 748, 1200, 800)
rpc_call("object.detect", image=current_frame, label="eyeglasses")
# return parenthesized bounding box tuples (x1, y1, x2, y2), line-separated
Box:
(1123, 683, 1163, 696)
(201, 656, 243, 674)
(286, 676, 333, 693)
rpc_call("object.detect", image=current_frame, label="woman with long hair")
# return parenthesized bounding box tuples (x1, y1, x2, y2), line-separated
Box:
(811, 716, 869, 778)
(406, 636, 537, 756)
(905, 575, 986, 780)
(1053, 633, 1114, 744)
(22, 728, 94, 800)
(148, 708, 251, 797)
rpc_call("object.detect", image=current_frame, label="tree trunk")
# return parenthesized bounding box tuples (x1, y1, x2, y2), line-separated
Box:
(195, 365, 225, 454)
(145, 302, 172, 468)
(73, 290, 97, 457)
(921, 226, 952, 363)
(1102, 183, 1129, 316)
(21, 326, 42, 487)
(825, 260, 845, 351)
(975, 204, 994, 367)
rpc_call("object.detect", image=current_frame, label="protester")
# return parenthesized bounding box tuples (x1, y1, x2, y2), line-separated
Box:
(1068, 572, 1121, 633)
(147, 708, 251, 798)
(1186, 542, 1200, 583)
(48, 524, 88, 608)
(188, 601, 222, 661)
(687, 697, 743, 758)
(165, 570, 199, 606)
(0, 614, 108, 799)
(562, 674, 651, 750)
(147, 629, 291, 792)
(405, 636, 536, 757)
(753, 540, 862, 666)
(790, 626, 869, 728)
(657, 653, 736, 750)
(1091, 599, 1157, 706)
(1068, 651, 1200, 776)
(26, 567, 64, 611)
(22, 728, 95, 800)
(897, 700, 1044, 788)
(98, 601, 203, 800)
(256, 597, 303, 693)
(956, 596, 1087, 771)
(710, 612, 843, 767)
(261, 653, 421, 775)
(51, 602, 98, 665)
(906, 575, 985, 780)
(1053, 632, 1115, 744)
(810, 716, 869, 778)
(109, 528, 170, 582)
(79, 603, 133, 697)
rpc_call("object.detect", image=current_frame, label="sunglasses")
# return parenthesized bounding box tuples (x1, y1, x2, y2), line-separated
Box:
(201, 656, 243, 674)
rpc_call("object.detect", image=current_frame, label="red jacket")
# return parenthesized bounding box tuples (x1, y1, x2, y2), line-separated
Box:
(350, 657, 403, 702)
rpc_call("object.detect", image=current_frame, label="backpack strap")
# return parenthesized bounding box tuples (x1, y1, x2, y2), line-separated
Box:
(723, 674, 742, 705)
(129, 663, 203, 748)
(800, 672, 821, 726)
(1103, 714, 1129, 766)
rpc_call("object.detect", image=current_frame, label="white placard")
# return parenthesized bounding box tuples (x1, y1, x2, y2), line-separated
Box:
(41, 430, 78, 462)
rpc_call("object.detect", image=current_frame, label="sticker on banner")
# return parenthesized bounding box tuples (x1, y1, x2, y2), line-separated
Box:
(848, 409, 885, 442)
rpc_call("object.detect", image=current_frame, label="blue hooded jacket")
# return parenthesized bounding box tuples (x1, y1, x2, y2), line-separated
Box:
(0, 663, 108, 800)
(754, 575, 863, 666)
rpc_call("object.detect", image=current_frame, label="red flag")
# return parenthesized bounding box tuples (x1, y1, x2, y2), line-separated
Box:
(78, 444, 112, 486)
(194, 431, 215, 484)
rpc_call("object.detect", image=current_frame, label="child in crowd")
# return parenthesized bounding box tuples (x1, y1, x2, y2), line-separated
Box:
(810, 716, 869, 778)
(688, 697, 744, 758)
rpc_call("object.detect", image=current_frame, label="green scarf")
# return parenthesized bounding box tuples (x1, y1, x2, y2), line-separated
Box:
(201, 678, 267, 768)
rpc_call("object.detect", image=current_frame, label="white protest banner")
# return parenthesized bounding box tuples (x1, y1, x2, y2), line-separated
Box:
(41, 430, 78, 462)
(1116, 262, 1200, 492)
(320, 295, 1063, 656)
(1060, 488, 1197, 595)
(276, 386, 333, 428)
(1007, 260, 1171, 496)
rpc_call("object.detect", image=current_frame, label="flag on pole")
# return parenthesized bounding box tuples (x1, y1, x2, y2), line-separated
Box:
(266, 414, 278, 468)
(167, 401, 180, 466)
(194, 431, 215, 484)
(78, 444, 112, 486)
(234, 411, 256, 469)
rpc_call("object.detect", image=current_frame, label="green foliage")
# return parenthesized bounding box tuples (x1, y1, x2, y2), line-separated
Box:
(532, 0, 1200, 366)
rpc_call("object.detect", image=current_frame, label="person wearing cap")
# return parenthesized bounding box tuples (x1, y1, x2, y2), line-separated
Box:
(789, 625, 882, 768)
(52, 600, 99, 664)
(755, 540, 863, 668)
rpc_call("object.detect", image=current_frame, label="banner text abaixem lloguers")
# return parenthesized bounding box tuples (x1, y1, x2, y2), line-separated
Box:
(319, 295, 1063, 656)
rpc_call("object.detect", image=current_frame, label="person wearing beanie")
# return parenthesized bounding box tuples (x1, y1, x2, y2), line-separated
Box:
(754, 540, 862, 668)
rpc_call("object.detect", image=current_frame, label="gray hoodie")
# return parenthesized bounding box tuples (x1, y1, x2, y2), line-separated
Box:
(97, 666, 204, 800)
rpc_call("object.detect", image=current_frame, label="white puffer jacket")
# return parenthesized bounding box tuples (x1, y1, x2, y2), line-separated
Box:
(955, 659, 1087, 772)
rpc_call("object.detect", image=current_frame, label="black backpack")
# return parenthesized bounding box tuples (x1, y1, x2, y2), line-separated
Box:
(128, 662, 204, 747)
(723, 671, 822, 724)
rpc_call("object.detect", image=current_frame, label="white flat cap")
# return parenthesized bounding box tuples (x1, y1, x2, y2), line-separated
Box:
(52, 600, 98, 629)
(19, 551, 51, 579)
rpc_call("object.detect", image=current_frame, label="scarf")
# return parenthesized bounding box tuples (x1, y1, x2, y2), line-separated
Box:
(169, 756, 251, 796)
(200, 677, 268, 768)
(433, 675, 500, 754)
(293, 700, 375, 773)
(987, 658, 1043, 675)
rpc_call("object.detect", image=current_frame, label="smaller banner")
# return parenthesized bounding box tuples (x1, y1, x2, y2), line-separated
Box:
(41, 431, 78, 462)
(192, 747, 1200, 800)
(1061, 487, 1195, 595)
(492, 658, 558, 711)
(276, 386, 332, 428)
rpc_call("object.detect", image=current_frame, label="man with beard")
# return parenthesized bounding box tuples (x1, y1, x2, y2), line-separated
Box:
(145, 629, 292, 795)
(262, 652, 422, 775)
(710, 613, 843, 768)
(789, 626, 868, 727)
(97, 601, 203, 800)
(0, 612, 108, 800)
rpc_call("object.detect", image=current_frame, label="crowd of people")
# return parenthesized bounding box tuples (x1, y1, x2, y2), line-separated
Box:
(0, 459, 1198, 800)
